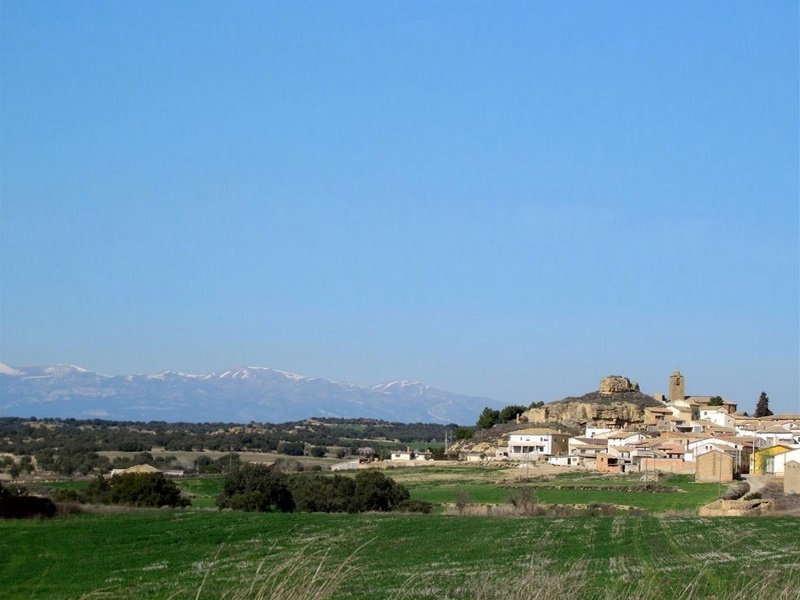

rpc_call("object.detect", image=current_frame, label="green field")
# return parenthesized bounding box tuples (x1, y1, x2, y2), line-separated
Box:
(35, 468, 734, 513)
(383, 467, 724, 513)
(2, 510, 798, 599)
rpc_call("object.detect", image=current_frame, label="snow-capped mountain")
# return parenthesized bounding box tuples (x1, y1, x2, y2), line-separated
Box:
(0, 363, 499, 424)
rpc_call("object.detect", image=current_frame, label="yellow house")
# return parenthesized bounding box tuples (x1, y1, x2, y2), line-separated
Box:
(751, 445, 794, 475)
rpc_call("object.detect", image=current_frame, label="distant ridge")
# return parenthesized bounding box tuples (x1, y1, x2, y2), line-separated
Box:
(0, 363, 499, 425)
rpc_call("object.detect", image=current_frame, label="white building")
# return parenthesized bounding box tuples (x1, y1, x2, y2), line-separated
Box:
(507, 429, 569, 459)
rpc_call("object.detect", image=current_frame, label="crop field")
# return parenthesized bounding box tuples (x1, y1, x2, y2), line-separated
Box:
(35, 466, 738, 513)
(2, 510, 799, 600)
(380, 466, 723, 513)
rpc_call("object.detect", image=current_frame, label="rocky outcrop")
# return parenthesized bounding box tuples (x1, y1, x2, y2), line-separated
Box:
(523, 389, 662, 429)
(449, 376, 663, 456)
(599, 375, 639, 394)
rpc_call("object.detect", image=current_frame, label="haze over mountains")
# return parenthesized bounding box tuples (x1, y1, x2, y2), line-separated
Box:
(0, 363, 500, 425)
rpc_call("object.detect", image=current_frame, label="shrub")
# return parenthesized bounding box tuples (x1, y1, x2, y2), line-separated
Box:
(350, 470, 410, 512)
(395, 498, 434, 514)
(720, 482, 749, 500)
(0, 482, 56, 519)
(108, 473, 189, 508)
(217, 464, 294, 512)
(291, 474, 355, 513)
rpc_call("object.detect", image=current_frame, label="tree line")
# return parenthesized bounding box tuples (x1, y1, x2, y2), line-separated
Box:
(0, 416, 453, 477)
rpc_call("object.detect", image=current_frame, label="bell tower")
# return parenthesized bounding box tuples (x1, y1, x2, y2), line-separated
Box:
(668, 368, 685, 402)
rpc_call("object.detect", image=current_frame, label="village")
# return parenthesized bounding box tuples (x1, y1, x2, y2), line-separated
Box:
(389, 370, 800, 497)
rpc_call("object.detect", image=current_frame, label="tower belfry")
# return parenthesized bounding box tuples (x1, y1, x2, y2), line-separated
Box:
(668, 368, 685, 402)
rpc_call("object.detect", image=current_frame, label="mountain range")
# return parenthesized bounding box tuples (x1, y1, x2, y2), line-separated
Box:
(0, 363, 500, 425)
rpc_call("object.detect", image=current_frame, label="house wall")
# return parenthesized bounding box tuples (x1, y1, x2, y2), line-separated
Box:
(696, 452, 734, 483)
(596, 453, 621, 474)
(507, 433, 568, 458)
(773, 449, 800, 475)
(751, 446, 792, 475)
(640, 458, 693, 474)
(785, 461, 800, 495)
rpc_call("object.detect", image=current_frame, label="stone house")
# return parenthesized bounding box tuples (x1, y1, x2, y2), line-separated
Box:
(695, 450, 734, 483)
(596, 452, 631, 474)
(785, 461, 800, 495)
(644, 407, 673, 431)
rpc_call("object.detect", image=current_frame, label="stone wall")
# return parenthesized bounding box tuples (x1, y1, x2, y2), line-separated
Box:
(641, 458, 694, 474)
(786, 461, 800, 495)
(698, 499, 774, 517)
(696, 451, 734, 483)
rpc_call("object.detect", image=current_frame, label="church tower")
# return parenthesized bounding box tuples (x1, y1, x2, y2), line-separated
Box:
(668, 369, 685, 402)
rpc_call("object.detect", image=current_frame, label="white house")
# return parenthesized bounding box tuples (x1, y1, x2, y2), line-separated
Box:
(755, 425, 796, 447)
(390, 449, 432, 462)
(547, 455, 586, 467)
(331, 460, 360, 471)
(699, 409, 735, 429)
(601, 431, 648, 446)
(771, 447, 800, 475)
(585, 426, 614, 438)
(507, 428, 569, 459)
(685, 437, 739, 461)
(569, 437, 607, 457)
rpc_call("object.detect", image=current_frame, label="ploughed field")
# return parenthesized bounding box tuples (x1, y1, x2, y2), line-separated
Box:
(3, 510, 799, 600)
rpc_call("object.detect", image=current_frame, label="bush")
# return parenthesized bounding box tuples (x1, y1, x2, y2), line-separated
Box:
(82, 473, 188, 507)
(0, 482, 56, 519)
(217, 464, 294, 512)
(395, 498, 434, 514)
(291, 474, 355, 513)
(108, 473, 189, 508)
(351, 470, 410, 512)
(720, 482, 749, 500)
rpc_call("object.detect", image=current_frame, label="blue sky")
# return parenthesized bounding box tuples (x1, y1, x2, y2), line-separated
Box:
(1, 2, 798, 414)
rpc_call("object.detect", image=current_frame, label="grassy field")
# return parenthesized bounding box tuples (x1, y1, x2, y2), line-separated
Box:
(2, 509, 798, 599)
(383, 466, 723, 513)
(35, 467, 730, 513)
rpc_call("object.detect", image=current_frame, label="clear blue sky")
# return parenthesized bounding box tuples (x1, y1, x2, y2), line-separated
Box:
(2, 2, 798, 414)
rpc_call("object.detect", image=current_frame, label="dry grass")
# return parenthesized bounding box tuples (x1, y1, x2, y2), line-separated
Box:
(164, 544, 800, 600)
(184, 542, 370, 600)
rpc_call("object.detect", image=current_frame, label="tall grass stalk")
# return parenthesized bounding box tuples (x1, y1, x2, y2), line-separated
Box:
(190, 541, 370, 600)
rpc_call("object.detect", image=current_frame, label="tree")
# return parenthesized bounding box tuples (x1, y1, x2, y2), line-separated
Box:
(498, 405, 528, 423)
(290, 474, 355, 513)
(476, 407, 500, 429)
(350, 470, 410, 512)
(454, 427, 475, 440)
(216, 464, 294, 512)
(754, 392, 773, 418)
(80, 472, 189, 507)
(708, 396, 724, 406)
(308, 446, 327, 458)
